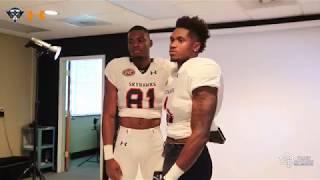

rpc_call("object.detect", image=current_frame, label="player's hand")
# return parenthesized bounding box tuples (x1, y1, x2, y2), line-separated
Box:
(106, 159, 122, 180)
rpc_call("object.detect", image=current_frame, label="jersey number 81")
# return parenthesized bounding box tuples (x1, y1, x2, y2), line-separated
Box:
(126, 88, 155, 108)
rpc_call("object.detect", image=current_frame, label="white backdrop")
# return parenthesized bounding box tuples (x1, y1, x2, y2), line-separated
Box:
(151, 22, 320, 179)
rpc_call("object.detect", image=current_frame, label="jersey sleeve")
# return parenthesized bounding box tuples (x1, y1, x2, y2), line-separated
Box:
(104, 59, 118, 87)
(188, 60, 222, 93)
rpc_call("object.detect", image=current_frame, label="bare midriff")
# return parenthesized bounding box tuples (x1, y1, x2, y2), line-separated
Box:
(120, 117, 161, 129)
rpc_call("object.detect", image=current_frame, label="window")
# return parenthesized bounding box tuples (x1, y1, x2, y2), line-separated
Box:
(67, 58, 103, 116)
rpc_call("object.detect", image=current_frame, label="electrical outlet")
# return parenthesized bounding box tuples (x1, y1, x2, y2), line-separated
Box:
(0, 107, 4, 117)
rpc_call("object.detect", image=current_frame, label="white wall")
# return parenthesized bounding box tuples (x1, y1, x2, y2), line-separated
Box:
(151, 23, 320, 179)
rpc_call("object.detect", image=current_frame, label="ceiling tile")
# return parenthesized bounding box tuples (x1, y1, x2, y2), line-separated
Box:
(178, 1, 250, 23)
(298, 0, 320, 14)
(0, 19, 48, 33)
(241, 0, 302, 19)
(109, 0, 190, 20)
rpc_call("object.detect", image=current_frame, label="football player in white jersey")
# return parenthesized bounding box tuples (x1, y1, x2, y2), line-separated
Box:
(162, 16, 222, 180)
(102, 26, 174, 180)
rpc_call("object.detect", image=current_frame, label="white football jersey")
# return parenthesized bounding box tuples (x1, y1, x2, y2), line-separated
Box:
(105, 57, 176, 119)
(164, 57, 222, 139)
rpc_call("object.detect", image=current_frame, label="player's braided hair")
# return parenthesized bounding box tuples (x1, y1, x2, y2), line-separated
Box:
(176, 16, 210, 53)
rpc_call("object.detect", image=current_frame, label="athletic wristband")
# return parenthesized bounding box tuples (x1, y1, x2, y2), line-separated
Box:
(103, 145, 114, 160)
(164, 163, 184, 180)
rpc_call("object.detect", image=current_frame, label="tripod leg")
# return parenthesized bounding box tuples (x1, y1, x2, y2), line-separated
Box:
(17, 164, 32, 180)
(77, 154, 96, 167)
(35, 166, 46, 180)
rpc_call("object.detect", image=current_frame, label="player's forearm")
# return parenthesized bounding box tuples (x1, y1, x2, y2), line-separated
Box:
(102, 79, 118, 146)
(174, 86, 217, 171)
(175, 130, 209, 171)
(102, 113, 116, 145)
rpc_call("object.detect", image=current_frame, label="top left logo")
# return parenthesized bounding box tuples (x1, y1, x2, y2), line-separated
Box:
(6, 7, 47, 23)
(6, 7, 24, 22)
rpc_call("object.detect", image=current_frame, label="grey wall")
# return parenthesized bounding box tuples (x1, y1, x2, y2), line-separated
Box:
(70, 115, 100, 154)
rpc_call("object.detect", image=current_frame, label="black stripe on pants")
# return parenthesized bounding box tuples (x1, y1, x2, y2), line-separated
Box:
(162, 143, 212, 180)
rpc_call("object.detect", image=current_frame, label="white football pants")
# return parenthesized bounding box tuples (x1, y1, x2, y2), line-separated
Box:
(113, 126, 164, 180)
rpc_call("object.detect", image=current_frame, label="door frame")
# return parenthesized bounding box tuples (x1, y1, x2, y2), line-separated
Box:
(57, 55, 105, 179)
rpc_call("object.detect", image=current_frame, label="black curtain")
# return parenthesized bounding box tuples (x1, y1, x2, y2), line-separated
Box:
(37, 33, 128, 127)
(36, 33, 129, 176)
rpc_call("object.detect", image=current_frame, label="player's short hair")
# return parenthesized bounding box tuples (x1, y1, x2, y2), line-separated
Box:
(128, 25, 149, 34)
(176, 16, 210, 53)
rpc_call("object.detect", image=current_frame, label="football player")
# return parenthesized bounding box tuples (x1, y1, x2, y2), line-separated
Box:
(102, 25, 175, 180)
(162, 16, 223, 180)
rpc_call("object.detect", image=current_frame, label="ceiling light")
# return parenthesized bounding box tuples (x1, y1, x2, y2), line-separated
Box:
(44, 10, 58, 16)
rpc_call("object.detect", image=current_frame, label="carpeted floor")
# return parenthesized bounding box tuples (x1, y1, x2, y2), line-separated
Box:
(24, 155, 100, 180)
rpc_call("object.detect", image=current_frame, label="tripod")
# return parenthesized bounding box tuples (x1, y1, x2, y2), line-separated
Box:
(18, 51, 48, 180)
(78, 118, 100, 167)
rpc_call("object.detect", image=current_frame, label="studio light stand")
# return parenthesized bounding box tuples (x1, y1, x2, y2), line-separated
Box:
(18, 37, 61, 180)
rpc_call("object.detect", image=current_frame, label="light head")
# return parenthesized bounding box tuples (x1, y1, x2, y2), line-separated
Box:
(25, 37, 61, 60)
